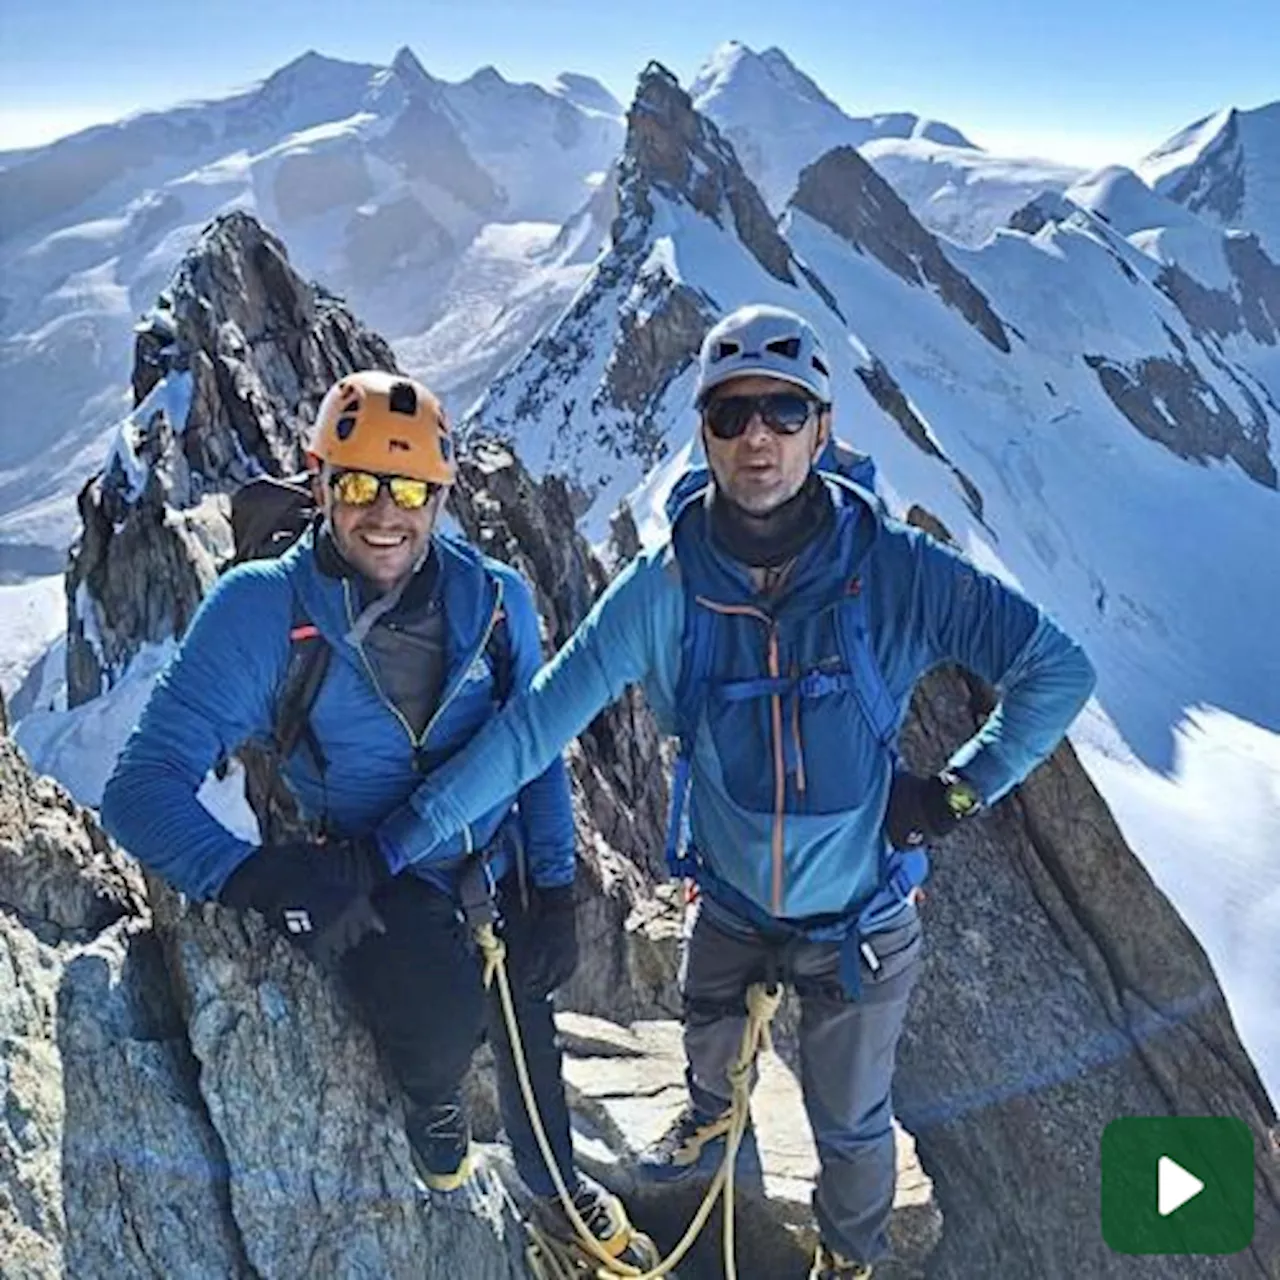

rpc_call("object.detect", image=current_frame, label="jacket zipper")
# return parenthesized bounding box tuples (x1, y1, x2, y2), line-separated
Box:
(343, 575, 506, 767)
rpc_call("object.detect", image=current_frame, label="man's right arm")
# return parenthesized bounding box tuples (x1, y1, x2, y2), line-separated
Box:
(99, 568, 286, 901)
(377, 548, 675, 873)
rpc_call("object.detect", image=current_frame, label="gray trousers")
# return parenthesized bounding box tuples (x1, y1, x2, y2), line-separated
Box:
(680, 896, 923, 1264)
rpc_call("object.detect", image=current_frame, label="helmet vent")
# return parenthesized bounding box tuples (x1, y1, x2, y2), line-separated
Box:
(713, 340, 741, 362)
(336, 416, 357, 440)
(342, 398, 360, 414)
(388, 380, 418, 415)
(765, 336, 801, 359)
(811, 354, 829, 377)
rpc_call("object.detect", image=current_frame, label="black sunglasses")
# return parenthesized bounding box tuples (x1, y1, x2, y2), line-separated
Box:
(702, 392, 824, 440)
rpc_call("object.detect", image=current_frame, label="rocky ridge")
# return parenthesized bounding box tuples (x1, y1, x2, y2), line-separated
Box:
(789, 146, 1010, 353)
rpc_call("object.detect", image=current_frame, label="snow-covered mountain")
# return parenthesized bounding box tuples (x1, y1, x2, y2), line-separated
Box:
(690, 41, 973, 212)
(1138, 101, 1280, 260)
(468, 62, 1280, 1098)
(685, 41, 1091, 250)
(0, 47, 623, 565)
(858, 138, 1084, 247)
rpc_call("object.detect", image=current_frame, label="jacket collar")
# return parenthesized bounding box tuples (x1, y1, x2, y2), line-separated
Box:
(284, 526, 499, 666)
(672, 476, 879, 616)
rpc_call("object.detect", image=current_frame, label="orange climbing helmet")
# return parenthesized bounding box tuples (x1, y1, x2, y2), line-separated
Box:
(307, 370, 455, 485)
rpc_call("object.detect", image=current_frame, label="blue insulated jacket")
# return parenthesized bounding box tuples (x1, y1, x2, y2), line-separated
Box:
(99, 528, 576, 902)
(378, 480, 1096, 921)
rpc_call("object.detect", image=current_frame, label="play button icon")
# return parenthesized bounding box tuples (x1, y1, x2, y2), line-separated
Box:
(1102, 1117, 1254, 1254)
(1157, 1155, 1204, 1217)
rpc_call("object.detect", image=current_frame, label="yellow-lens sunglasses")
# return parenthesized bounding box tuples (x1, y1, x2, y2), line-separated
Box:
(329, 470, 438, 511)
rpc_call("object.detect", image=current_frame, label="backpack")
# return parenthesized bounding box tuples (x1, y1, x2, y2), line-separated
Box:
(226, 473, 515, 782)
(661, 442, 927, 991)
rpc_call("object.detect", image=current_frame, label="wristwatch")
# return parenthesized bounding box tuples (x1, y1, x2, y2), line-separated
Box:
(940, 772, 983, 821)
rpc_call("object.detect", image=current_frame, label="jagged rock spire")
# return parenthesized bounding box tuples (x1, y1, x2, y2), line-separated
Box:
(65, 212, 398, 707)
(624, 61, 794, 284)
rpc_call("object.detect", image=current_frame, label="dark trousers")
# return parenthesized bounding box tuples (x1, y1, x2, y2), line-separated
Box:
(341, 874, 576, 1197)
(682, 897, 923, 1264)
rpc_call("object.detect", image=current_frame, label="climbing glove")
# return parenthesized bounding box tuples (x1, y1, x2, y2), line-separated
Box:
(507, 884, 580, 1000)
(885, 771, 980, 849)
(219, 836, 392, 967)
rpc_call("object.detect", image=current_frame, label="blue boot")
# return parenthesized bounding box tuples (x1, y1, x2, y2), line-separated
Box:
(637, 1102, 763, 1185)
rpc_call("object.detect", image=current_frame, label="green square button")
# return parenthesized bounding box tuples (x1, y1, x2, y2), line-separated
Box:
(1102, 1117, 1254, 1255)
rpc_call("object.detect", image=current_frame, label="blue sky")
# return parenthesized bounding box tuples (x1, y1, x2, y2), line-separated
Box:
(1, 0, 1276, 164)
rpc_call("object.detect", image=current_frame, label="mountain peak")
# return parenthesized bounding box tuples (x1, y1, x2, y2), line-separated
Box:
(390, 45, 433, 90)
(689, 41, 838, 114)
(254, 49, 378, 100)
(624, 61, 793, 284)
(688, 42, 974, 209)
(757, 46, 838, 109)
(551, 72, 623, 118)
(466, 64, 508, 89)
(1138, 99, 1280, 258)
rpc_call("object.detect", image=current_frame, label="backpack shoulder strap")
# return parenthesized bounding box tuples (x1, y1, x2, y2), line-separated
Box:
(273, 590, 332, 779)
(484, 595, 515, 708)
(833, 574, 898, 752)
(664, 561, 717, 879)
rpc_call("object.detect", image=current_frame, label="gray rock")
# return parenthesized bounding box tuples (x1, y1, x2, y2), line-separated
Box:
(888, 511, 1280, 1277)
(791, 146, 1010, 353)
(626, 62, 794, 287)
(556, 1013, 941, 1279)
(0, 737, 245, 1279)
(1085, 349, 1275, 489)
(1156, 232, 1280, 348)
(0, 734, 580, 1280)
(1007, 191, 1076, 236)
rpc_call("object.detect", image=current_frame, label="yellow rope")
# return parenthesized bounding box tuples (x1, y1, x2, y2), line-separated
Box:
(475, 921, 782, 1279)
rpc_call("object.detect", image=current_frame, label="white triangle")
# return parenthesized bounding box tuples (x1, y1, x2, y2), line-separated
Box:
(1158, 1155, 1205, 1217)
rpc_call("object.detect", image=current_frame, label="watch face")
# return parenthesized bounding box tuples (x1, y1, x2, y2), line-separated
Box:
(946, 780, 981, 819)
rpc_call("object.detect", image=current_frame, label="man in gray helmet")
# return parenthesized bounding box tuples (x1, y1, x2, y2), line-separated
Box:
(371, 304, 1096, 1277)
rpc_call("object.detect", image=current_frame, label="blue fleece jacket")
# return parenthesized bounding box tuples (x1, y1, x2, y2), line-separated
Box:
(100, 528, 576, 901)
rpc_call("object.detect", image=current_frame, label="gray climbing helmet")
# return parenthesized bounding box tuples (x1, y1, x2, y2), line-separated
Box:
(694, 305, 831, 407)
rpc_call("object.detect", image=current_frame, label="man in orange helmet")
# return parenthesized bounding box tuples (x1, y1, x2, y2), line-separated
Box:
(102, 370, 655, 1266)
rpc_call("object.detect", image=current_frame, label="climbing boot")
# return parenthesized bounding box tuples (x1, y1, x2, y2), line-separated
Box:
(636, 1101, 762, 1185)
(528, 1175, 660, 1273)
(406, 1100, 474, 1192)
(809, 1240, 873, 1279)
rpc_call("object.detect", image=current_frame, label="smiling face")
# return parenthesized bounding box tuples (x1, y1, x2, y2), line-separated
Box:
(701, 374, 831, 515)
(314, 467, 446, 594)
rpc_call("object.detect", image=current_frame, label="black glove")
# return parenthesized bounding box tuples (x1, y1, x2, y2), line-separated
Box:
(219, 837, 392, 967)
(505, 884, 579, 1000)
(885, 773, 975, 849)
